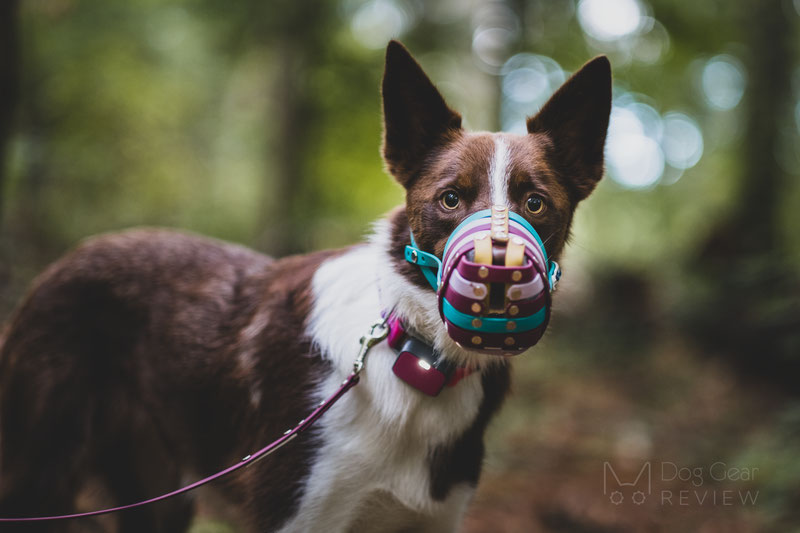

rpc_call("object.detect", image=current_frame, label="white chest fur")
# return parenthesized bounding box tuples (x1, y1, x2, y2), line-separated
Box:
(277, 224, 485, 532)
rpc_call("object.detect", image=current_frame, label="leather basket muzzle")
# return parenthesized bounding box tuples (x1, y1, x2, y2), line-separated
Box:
(437, 206, 556, 355)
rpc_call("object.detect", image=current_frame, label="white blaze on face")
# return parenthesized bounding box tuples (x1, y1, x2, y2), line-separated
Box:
(489, 137, 511, 207)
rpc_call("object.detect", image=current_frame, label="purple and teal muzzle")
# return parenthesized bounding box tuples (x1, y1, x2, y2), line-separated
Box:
(405, 205, 561, 356)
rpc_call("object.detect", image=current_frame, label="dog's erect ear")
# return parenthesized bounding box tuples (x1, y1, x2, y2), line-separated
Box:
(527, 56, 612, 202)
(382, 40, 462, 187)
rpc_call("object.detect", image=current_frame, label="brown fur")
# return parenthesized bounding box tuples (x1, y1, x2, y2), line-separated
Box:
(0, 229, 343, 532)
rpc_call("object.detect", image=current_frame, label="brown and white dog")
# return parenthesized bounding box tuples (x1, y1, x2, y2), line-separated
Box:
(0, 41, 610, 532)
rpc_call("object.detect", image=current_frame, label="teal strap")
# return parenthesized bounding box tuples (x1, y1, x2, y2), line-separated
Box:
(548, 261, 561, 291)
(405, 231, 441, 290)
(442, 299, 546, 333)
(404, 211, 562, 293)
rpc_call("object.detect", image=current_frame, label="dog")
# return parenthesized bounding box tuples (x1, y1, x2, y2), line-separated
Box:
(0, 41, 611, 532)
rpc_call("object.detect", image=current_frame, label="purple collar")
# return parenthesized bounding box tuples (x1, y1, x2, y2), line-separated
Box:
(385, 312, 474, 396)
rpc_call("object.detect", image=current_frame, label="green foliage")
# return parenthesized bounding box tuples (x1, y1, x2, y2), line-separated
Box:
(1, 0, 799, 530)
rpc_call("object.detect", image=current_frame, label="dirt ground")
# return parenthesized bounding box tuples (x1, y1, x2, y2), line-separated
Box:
(461, 336, 778, 533)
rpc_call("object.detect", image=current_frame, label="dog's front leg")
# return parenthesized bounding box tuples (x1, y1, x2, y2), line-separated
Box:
(272, 448, 375, 533)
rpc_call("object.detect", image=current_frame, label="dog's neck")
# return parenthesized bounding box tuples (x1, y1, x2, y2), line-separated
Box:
(371, 207, 510, 370)
(385, 206, 438, 293)
(297, 210, 511, 528)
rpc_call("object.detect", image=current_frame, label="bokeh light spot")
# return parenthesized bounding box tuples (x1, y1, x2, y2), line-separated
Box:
(606, 106, 665, 189)
(471, 4, 520, 72)
(577, 0, 644, 41)
(661, 112, 704, 170)
(350, 0, 410, 50)
(503, 67, 549, 104)
(472, 27, 515, 69)
(501, 54, 564, 104)
(795, 100, 800, 133)
(500, 54, 565, 133)
(701, 55, 746, 111)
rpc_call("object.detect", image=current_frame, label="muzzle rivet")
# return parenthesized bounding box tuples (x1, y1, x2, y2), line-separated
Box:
(478, 266, 489, 278)
(473, 286, 486, 298)
(511, 270, 522, 282)
(410, 250, 418, 263)
(504, 336, 515, 346)
(509, 305, 519, 316)
(506, 321, 516, 331)
(471, 318, 482, 328)
(471, 335, 482, 345)
(510, 288, 521, 299)
(471, 302, 481, 313)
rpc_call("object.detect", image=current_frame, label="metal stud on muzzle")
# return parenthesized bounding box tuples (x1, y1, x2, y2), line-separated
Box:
(405, 205, 560, 355)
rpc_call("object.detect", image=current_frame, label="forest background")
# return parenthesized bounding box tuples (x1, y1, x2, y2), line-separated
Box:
(0, 0, 799, 531)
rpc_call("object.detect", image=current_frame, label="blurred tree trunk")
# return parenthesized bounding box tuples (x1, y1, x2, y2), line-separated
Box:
(737, 0, 792, 252)
(0, 0, 20, 315)
(250, 0, 332, 257)
(686, 0, 800, 391)
(267, 35, 317, 256)
(0, 0, 20, 228)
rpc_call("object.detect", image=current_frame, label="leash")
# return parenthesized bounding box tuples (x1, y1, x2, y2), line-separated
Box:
(0, 317, 391, 524)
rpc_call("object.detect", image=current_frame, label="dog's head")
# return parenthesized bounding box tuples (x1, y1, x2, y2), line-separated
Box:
(382, 41, 611, 356)
(383, 40, 610, 267)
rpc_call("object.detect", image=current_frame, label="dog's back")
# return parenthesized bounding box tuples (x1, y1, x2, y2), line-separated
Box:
(0, 228, 338, 531)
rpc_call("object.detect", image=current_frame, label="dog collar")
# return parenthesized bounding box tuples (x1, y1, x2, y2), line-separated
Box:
(385, 312, 474, 396)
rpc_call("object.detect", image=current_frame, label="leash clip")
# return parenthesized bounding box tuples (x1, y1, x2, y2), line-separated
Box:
(353, 318, 390, 374)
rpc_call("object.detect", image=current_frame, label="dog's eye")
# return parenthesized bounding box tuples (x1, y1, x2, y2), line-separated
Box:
(526, 194, 545, 215)
(440, 190, 460, 210)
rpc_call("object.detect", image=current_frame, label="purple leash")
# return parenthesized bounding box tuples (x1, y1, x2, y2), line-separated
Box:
(0, 317, 390, 523)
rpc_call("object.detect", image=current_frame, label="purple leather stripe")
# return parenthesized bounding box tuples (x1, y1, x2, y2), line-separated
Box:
(443, 286, 485, 315)
(507, 224, 546, 268)
(443, 220, 492, 256)
(442, 236, 482, 274)
(506, 275, 545, 300)
(444, 226, 488, 262)
(439, 244, 476, 301)
(456, 258, 535, 284)
(444, 321, 546, 352)
(505, 289, 547, 316)
(441, 219, 548, 280)
(447, 269, 488, 299)
(444, 286, 543, 320)
(386, 315, 405, 350)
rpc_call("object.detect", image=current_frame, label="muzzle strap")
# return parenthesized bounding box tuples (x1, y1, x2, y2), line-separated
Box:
(404, 216, 560, 293)
(405, 232, 441, 291)
(548, 261, 562, 291)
